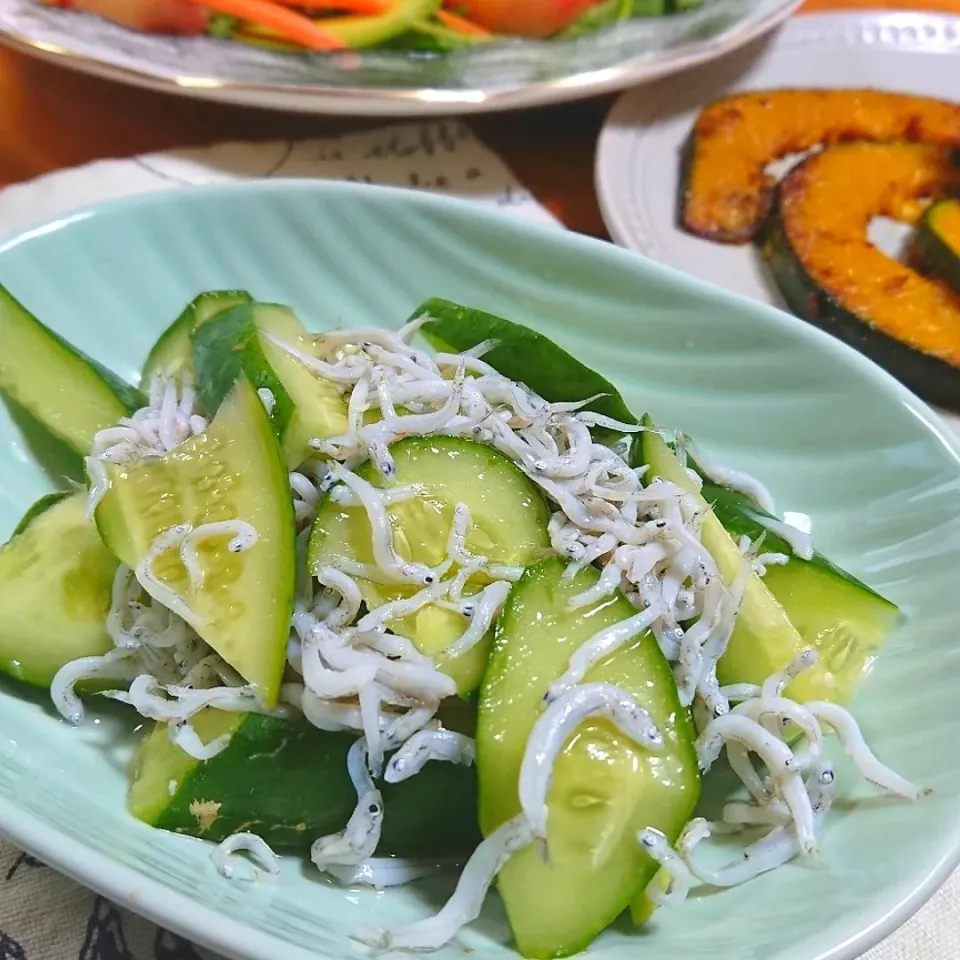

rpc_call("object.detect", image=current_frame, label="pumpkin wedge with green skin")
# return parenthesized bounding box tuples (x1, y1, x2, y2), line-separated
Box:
(679, 89, 960, 244)
(761, 141, 960, 411)
(912, 199, 960, 296)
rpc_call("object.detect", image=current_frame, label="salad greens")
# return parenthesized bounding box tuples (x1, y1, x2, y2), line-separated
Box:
(0, 281, 916, 958)
(37, 0, 706, 58)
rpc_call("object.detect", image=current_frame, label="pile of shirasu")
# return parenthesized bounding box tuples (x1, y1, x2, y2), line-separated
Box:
(54, 320, 919, 951)
(53, 378, 278, 751)
(85, 375, 208, 517)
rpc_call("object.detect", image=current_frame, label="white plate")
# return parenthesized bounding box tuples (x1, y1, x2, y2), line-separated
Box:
(0, 0, 802, 115)
(595, 9, 960, 429)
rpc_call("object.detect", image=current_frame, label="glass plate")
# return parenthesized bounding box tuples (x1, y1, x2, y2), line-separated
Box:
(0, 0, 800, 114)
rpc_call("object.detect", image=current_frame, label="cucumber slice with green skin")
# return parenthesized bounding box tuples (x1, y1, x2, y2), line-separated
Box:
(0, 283, 144, 455)
(129, 709, 480, 857)
(96, 376, 296, 707)
(308, 436, 551, 694)
(416, 299, 637, 441)
(140, 290, 252, 387)
(478, 558, 699, 959)
(702, 481, 899, 702)
(0, 491, 116, 687)
(192, 301, 348, 468)
(11, 490, 72, 537)
(639, 419, 880, 704)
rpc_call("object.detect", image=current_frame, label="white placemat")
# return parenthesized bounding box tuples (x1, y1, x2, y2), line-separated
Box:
(0, 121, 956, 960)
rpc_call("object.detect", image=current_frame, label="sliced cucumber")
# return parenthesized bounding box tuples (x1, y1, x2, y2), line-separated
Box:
(640, 419, 879, 703)
(0, 283, 143, 455)
(478, 559, 699, 959)
(702, 481, 899, 703)
(308, 436, 550, 693)
(191, 301, 348, 468)
(129, 708, 480, 856)
(11, 490, 72, 537)
(96, 376, 296, 706)
(417, 299, 637, 438)
(0, 491, 117, 687)
(140, 290, 252, 387)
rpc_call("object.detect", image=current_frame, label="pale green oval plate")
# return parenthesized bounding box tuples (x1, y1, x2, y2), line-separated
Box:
(0, 182, 958, 960)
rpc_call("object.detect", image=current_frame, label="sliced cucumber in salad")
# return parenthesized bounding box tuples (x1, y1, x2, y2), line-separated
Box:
(0, 491, 117, 687)
(478, 559, 699, 958)
(418, 298, 637, 437)
(309, 435, 551, 693)
(0, 283, 143, 455)
(130, 708, 480, 857)
(96, 375, 296, 706)
(640, 422, 897, 703)
(0, 285, 909, 960)
(703, 482, 899, 703)
(140, 290, 252, 386)
(638, 422, 807, 676)
(191, 301, 348, 468)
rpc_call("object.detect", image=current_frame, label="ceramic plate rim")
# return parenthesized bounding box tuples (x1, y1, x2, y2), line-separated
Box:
(0, 0, 802, 115)
(1, 179, 960, 960)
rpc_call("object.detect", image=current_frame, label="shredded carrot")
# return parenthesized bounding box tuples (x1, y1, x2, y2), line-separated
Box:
(273, 0, 391, 12)
(185, 0, 347, 48)
(436, 8, 490, 36)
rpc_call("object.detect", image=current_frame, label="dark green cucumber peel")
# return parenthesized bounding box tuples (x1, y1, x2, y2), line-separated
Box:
(190, 302, 296, 436)
(0, 283, 144, 455)
(2, 394, 87, 486)
(0, 285, 144, 414)
(11, 490, 73, 537)
(191, 300, 348, 469)
(701, 481, 890, 601)
(141, 290, 252, 387)
(135, 713, 479, 857)
(416, 299, 637, 433)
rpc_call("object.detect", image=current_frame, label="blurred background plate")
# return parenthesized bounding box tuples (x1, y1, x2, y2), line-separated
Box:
(0, 0, 801, 115)
(594, 9, 960, 427)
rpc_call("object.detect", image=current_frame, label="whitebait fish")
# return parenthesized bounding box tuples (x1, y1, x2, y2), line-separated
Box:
(385, 729, 476, 784)
(212, 833, 281, 882)
(357, 815, 534, 952)
(312, 739, 385, 869)
(520, 683, 662, 844)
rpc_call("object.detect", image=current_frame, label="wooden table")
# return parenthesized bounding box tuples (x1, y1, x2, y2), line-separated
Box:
(0, 0, 947, 238)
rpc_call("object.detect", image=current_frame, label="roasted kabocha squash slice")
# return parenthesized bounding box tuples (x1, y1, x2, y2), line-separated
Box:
(762, 141, 960, 410)
(680, 89, 960, 244)
(912, 199, 960, 295)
